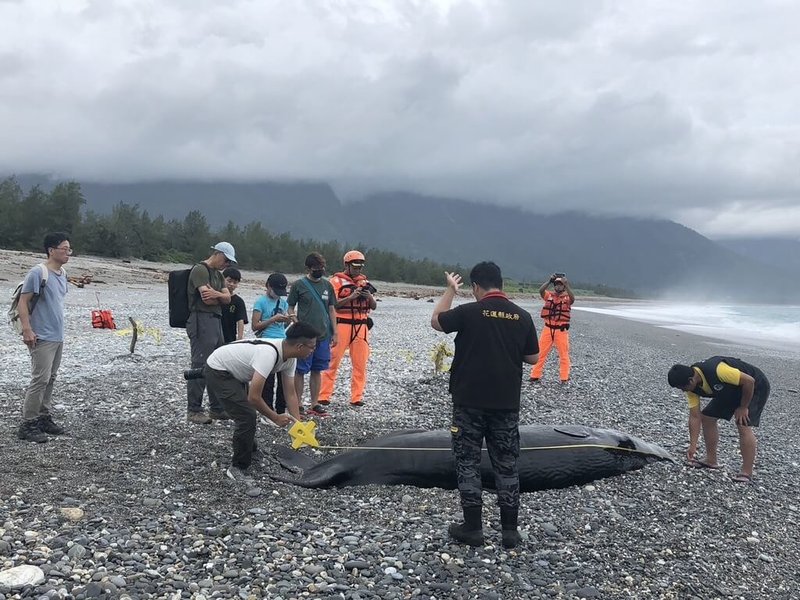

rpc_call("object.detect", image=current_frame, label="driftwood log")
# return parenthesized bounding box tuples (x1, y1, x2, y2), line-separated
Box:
(68, 274, 94, 288)
(129, 317, 138, 354)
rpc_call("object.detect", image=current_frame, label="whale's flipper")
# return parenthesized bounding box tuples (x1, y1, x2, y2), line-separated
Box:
(276, 446, 317, 474)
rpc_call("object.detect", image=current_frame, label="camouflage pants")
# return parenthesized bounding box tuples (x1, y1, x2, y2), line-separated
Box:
(451, 406, 520, 510)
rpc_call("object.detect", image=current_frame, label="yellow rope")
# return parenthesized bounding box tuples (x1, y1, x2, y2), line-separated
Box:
(308, 443, 659, 456)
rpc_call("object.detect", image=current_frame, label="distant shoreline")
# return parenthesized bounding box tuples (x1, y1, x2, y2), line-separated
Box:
(0, 248, 622, 302)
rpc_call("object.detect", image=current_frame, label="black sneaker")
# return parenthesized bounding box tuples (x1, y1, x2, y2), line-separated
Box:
(17, 420, 48, 443)
(350, 400, 364, 407)
(317, 399, 330, 406)
(38, 415, 65, 435)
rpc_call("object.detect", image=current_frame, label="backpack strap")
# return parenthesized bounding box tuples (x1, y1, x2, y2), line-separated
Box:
(232, 339, 280, 349)
(29, 263, 50, 313)
(38, 263, 49, 289)
(298, 278, 332, 335)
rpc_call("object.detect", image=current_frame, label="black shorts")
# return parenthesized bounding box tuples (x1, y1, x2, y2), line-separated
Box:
(701, 380, 770, 427)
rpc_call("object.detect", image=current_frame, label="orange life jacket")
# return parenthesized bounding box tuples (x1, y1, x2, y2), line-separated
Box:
(331, 272, 372, 323)
(91, 309, 117, 329)
(540, 291, 571, 328)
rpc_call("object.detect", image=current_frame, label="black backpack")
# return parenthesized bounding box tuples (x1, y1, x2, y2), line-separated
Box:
(168, 264, 211, 328)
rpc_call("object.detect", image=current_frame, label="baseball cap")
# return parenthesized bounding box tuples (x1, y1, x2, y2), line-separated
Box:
(211, 242, 237, 263)
(267, 273, 288, 296)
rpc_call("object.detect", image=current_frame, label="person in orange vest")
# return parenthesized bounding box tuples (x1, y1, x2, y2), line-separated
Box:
(319, 250, 377, 407)
(530, 273, 575, 384)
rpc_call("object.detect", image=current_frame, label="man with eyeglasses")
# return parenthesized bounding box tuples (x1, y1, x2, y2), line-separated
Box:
(15, 232, 72, 443)
(185, 242, 236, 425)
(203, 321, 320, 482)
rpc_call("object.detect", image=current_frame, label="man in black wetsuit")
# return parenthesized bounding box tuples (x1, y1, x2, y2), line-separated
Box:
(668, 356, 770, 483)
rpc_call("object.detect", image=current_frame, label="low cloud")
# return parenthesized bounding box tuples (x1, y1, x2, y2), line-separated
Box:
(1, 0, 799, 237)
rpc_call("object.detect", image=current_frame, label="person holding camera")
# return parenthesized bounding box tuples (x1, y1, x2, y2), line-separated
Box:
(252, 273, 296, 414)
(319, 250, 377, 407)
(530, 273, 575, 384)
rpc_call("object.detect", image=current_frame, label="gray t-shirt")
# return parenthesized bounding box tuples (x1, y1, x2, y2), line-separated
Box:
(21, 265, 68, 342)
(206, 339, 296, 383)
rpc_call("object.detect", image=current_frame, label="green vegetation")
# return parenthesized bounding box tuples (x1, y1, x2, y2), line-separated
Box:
(0, 177, 462, 285)
(1, 176, 636, 296)
(431, 341, 454, 374)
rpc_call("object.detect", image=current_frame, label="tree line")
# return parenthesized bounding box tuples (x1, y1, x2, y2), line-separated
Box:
(0, 177, 463, 286)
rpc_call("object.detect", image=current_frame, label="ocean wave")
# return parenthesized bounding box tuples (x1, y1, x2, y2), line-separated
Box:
(577, 303, 800, 348)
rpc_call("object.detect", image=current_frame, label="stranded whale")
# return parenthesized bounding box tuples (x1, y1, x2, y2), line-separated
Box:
(273, 425, 674, 491)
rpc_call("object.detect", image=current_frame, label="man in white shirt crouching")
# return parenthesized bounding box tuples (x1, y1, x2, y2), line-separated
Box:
(204, 321, 321, 481)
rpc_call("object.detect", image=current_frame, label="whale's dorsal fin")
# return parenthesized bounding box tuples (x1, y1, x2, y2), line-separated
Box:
(553, 426, 591, 439)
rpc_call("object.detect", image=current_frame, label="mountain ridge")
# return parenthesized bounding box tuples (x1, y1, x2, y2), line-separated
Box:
(8, 174, 800, 301)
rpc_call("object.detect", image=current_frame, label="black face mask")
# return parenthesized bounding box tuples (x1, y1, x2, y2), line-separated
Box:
(310, 269, 325, 279)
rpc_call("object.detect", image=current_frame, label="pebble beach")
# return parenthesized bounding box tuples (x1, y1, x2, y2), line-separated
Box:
(1, 250, 799, 600)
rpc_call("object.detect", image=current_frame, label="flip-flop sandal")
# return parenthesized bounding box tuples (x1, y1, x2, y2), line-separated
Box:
(687, 459, 723, 470)
(731, 473, 754, 484)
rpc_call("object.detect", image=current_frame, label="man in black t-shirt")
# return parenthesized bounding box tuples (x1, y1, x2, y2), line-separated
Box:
(432, 261, 539, 549)
(221, 267, 249, 344)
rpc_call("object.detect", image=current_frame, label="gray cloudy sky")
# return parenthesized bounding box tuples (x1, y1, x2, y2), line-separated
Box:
(1, 0, 799, 239)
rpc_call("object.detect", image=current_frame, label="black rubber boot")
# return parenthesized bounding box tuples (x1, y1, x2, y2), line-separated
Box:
(448, 506, 484, 547)
(500, 507, 522, 549)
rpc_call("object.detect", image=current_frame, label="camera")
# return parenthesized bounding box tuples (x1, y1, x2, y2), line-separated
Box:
(357, 280, 377, 294)
(184, 368, 205, 380)
(554, 273, 566, 278)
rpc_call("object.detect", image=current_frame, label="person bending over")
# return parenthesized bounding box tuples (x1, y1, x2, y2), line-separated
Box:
(668, 356, 770, 483)
(204, 321, 321, 482)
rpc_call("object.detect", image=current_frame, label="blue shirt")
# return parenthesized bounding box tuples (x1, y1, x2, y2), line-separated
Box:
(21, 265, 68, 342)
(253, 295, 289, 339)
